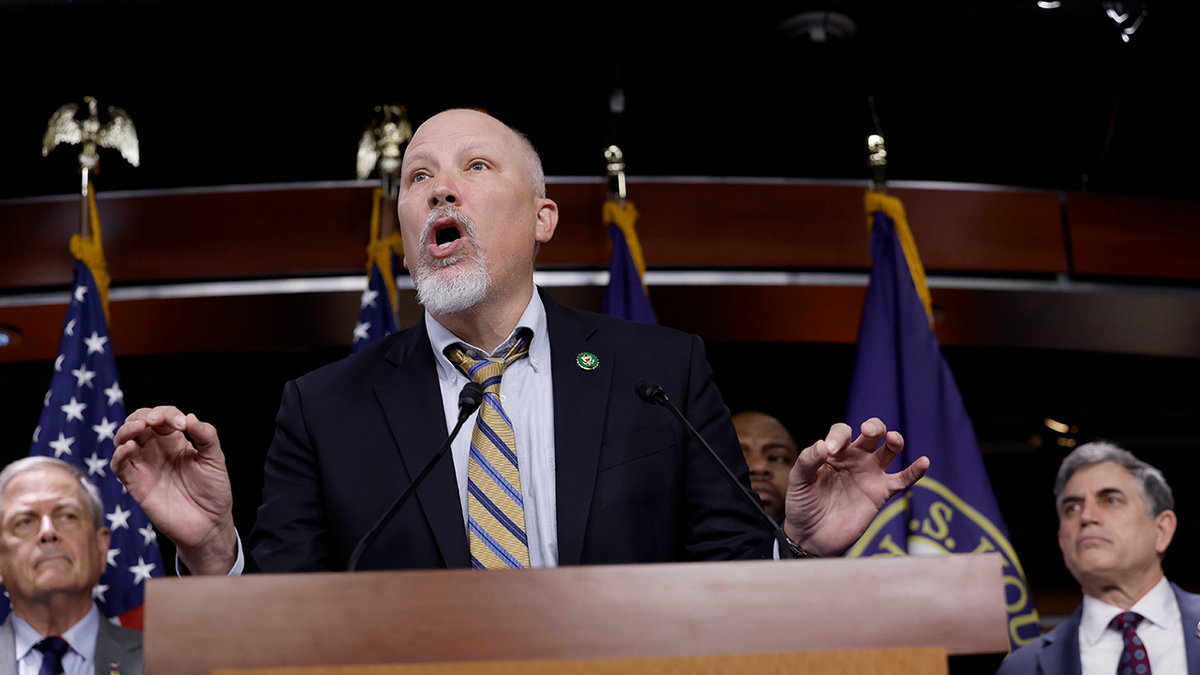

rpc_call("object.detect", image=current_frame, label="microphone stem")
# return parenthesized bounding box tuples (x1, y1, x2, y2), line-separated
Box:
(346, 412, 472, 571)
(658, 401, 797, 559)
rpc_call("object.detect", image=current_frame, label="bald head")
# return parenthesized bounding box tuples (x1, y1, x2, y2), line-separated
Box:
(407, 109, 545, 198)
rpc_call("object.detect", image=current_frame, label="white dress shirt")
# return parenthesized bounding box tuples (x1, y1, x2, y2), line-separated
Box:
(13, 604, 100, 675)
(1079, 575, 1186, 675)
(425, 290, 559, 568)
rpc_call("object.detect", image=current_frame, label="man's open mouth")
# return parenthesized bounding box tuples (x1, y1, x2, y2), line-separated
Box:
(434, 223, 462, 248)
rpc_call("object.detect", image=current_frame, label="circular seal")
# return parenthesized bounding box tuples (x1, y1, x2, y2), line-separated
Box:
(576, 351, 599, 371)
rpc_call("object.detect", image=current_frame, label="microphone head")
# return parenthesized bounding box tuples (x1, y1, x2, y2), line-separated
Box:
(459, 381, 485, 414)
(635, 378, 667, 405)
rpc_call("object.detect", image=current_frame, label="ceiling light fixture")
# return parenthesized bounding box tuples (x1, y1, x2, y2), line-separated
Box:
(778, 11, 857, 43)
(1043, 417, 1070, 434)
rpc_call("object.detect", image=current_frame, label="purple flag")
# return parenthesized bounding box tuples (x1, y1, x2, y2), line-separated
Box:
(600, 201, 656, 324)
(843, 193, 1041, 650)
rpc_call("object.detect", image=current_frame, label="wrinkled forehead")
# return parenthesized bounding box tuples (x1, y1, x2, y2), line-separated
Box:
(1, 468, 86, 516)
(403, 110, 521, 167)
(1067, 461, 1137, 493)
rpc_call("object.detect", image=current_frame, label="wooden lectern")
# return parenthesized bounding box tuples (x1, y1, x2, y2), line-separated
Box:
(144, 553, 1010, 675)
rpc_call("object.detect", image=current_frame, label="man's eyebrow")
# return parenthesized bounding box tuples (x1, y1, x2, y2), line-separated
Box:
(401, 148, 433, 168)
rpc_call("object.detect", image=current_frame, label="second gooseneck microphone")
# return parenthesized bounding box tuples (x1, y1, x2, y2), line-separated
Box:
(634, 378, 797, 559)
(346, 381, 484, 571)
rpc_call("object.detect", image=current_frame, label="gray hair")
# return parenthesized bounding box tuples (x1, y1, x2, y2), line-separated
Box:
(0, 456, 106, 530)
(1053, 441, 1174, 519)
(510, 127, 547, 200)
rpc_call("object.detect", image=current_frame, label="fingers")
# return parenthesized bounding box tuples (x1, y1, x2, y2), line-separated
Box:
(823, 422, 853, 454)
(143, 405, 190, 435)
(185, 413, 223, 459)
(891, 455, 931, 494)
(847, 418, 888, 454)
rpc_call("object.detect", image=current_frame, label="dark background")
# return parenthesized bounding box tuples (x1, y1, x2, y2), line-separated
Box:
(1, 0, 1194, 202)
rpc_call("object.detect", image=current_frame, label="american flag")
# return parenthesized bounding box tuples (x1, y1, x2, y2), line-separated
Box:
(9, 258, 164, 630)
(351, 259, 400, 353)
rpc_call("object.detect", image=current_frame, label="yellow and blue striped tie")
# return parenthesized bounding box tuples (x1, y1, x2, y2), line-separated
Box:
(445, 336, 531, 569)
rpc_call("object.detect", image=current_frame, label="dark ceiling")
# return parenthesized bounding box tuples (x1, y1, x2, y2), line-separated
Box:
(1, 0, 1193, 202)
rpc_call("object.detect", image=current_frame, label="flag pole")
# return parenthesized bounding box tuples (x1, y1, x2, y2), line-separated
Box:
(352, 105, 411, 351)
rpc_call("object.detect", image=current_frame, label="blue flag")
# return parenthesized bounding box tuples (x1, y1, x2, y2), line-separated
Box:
(351, 260, 400, 352)
(844, 192, 1041, 650)
(600, 200, 657, 324)
(15, 246, 164, 629)
(352, 187, 403, 352)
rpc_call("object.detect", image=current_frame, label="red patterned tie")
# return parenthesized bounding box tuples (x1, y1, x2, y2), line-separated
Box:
(1109, 611, 1151, 675)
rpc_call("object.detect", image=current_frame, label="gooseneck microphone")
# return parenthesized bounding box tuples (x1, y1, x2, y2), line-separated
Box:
(634, 378, 797, 559)
(346, 381, 485, 571)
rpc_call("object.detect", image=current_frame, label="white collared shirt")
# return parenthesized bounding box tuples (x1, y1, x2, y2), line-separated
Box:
(13, 604, 100, 675)
(425, 289, 559, 568)
(1079, 576, 1186, 675)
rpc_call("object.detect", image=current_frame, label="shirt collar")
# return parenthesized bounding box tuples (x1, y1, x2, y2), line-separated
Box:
(426, 289, 548, 379)
(13, 603, 100, 663)
(1080, 575, 1179, 644)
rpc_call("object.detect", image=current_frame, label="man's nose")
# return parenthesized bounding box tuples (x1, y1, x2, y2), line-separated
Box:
(38, 515, 59, 542)
(1079, 498, 1101, 524)
(430, 180, 458, 208)
(745, 453, 768, 475)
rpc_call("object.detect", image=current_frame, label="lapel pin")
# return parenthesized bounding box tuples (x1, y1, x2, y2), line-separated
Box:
(576, 351, 599, 371)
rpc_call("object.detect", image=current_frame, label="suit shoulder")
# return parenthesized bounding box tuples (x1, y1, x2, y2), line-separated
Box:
(553, 303, 699, 347)
(292, 325, 417, 393)
(996, 618, 1075, 675)
(99, 619, 144, 648)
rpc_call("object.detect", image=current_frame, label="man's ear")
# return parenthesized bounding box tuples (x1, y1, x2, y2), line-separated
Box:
(1154, 509, 1177, 554)
(535, 198, 559, 244)
(96, 526, 111, 567)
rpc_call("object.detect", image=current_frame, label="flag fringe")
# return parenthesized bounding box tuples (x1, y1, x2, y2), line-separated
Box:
(865, 190, 934, 326)
(69, 181, 112, 324)
(602, 199, 649, 293)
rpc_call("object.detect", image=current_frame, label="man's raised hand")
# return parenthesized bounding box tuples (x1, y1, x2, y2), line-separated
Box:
(112, 407, 238, 575)
(783, 418, 929, 557)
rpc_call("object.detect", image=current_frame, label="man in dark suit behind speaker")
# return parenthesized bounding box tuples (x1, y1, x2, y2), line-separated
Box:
(111, 109, 929, 575)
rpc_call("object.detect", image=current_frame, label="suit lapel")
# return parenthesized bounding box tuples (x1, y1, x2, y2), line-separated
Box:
(94, 619, 142, 675)
(374, 320, 469, 568)
(1037, 606, 1083, 675)
(1172, 583, 1200, 673)
(545, 293, 610, 566)
(0, 616, 16, 675)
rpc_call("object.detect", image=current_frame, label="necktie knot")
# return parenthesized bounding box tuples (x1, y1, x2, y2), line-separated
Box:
(446, 334, 531, 392)
(1109, 611, 1145, 634)
(1109, 611, 1151, 675)
(35, 636, 70, 675)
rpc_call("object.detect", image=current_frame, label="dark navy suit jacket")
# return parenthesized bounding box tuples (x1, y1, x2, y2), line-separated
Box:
(996, 583, 1200, 675)
(247, 290, 774, 572)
